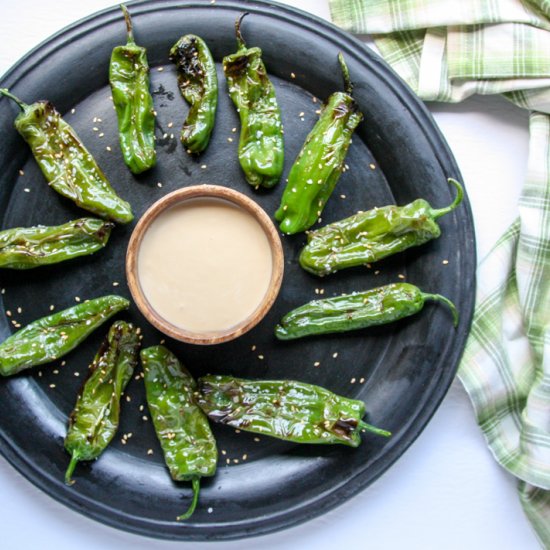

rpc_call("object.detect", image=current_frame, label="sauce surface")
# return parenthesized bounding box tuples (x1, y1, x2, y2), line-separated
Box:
(137, 197, 273, 334)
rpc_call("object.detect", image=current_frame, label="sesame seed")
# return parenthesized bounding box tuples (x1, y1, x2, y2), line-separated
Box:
(221, 449, 227, 455)
(369, 163, 376, 170)
(359, 377, 365, 384)
(314, 361, 320, 367)
(18, 169, 24, 176)
(106, 146, 112, 151)
(153, 110, 158, 116)
(251, 345, 256, 351)
(147, 449, 154, 455)
(157, 66, 164, 72)
(333, 352, 338, 358)
(6, 310, 11, 317)
(227, 137, 233, 142)
(24, 188, 30, 193)
(254, 437, 260, 442)
(258, 354, 264, 360)
(121, 439, 127, 445)
(233, 459, 239, 464)
(350, 378, 356, 384)
(290, 72, 296, 79)
(74, 296, 81, 302)
(208, 507, 213, 513)
(232, 127, 237, 133)
(71, 108, 76, 114)
(74, 372, 80, 377)
(157, 182, 163, 188)
(167, 121, 173, 128)
(201, 164, 207, 169)
(299, 111, 304, 117)
(242, 454, 248, 460)
(93, 127, 99, 132)
(49, 384, 56, 389)
(398, 274, 405, 279)
(226, 458, 230, 464)
(142, 415, 148, 421)
(374, 270, 380, 275)
(340, 194, 346, 199)
(98, 132, 104, 137)
(442, 259, 449, 265)
(49, 305, 55, 311)
(112, 281, 119, 287)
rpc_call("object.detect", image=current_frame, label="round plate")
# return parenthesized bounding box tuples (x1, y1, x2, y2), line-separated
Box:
(0, 0, 475, 541)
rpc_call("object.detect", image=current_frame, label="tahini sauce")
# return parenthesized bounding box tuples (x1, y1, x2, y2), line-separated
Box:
(137, 198, 273, 334)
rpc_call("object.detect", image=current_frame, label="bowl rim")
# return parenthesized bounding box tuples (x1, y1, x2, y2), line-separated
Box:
(126, 184, 285, 345)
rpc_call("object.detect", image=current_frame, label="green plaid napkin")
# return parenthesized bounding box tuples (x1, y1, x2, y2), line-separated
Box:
(329, 0, 550, 545)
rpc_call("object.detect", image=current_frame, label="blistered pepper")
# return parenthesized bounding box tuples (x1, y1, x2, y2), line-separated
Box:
(169, 34, 218, 154)
(142, 346, 217, 520)
(110, 4, 157, 174)
(0, 295, 129, 376)
(223, 13, 284, 188)
(300, 178, 464, 276)
(0, 89, 133, 224)
(275, 54, 362, 233)
(64, 320, 140, 484)
(0, 218, 113, 269)
(197, 375, 390, 446)
(275, 282, 457, 340)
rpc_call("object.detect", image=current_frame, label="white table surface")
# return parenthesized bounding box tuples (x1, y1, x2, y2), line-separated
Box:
(0, 1, 540, 548)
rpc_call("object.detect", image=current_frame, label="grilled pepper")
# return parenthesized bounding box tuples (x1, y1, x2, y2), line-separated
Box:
(64, 320, 140, 484)
(275, 282, 457, 340)
(300, 178, 464, 276)
(142, 346, 217, 521)
(0, 89, 133, 224)
(169, 34, 218, 154)
(0, 218, 113, 269)
(223, 13, 284, 188)
(197, 375, 390, 446)
(110, 4, 156, 174)
(0, 295, 129, 376)
(275, 54, 363, 234)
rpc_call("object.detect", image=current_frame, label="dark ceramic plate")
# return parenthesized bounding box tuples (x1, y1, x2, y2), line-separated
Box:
(0, 0, 475, 541)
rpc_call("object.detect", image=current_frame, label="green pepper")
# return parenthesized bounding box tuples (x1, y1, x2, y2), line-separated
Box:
(142, 346, 217, 521)
(300, 178, 464, 276)
(0, 295, 129, 376)
(0, 89, 133, 224)
(169, 34, 218, 154)
(109, 4, 156, 174)
(0, 218, 113, 269)
(197, 375, 390, 447)
(275, 54, 363, 234)
(223, 13, 284, 188)
(64, 320, 140, 485)
(275, 282, 458, 340)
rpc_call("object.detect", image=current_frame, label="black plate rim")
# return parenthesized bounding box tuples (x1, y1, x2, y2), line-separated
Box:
(0, 0, 477, 541)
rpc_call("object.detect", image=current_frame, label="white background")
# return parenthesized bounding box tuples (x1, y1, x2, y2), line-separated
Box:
(0, 0, 540, 548)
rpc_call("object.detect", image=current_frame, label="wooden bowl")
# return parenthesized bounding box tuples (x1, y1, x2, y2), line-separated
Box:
(126, 185, 284, 345)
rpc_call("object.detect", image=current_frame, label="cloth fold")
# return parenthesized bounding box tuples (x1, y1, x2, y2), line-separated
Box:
(329, 0, 550, 546)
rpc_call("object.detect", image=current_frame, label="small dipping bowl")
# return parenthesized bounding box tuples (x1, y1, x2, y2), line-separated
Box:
(126, 185, 284, 345)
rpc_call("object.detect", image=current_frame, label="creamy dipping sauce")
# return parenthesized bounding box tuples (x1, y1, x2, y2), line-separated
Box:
(137, 197, 273, 334)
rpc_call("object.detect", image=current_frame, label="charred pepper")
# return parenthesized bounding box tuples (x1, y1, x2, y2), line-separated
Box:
(0, 218, 113, 269)
(223, 13, 284, 188)
(300, 178, 464, 276)
(275, 54, 363, 234)
(169, 34, 218, 154)
(64, 320, 140, 484)
(0, 89, 133, 224)
(0, 295, 129, 376)
(197, 375, 390, 446)
(142, 346, 217, 520)
(110, 4, 156, 174)
(275, 282, 458, 340)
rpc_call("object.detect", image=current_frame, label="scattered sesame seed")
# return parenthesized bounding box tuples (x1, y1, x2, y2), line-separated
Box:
(74, 372, 80, 377)
(75, 296, 81, 302)
(299, 111, 304, 117)
(398, 274, 405, 279)
(226, 458, 230, 464)
(49, 305, 55, 311)
(359, 377, 365, 384)
(163, 133, 168, 139)
(201, 164, 207, 169)
(157, 182, 163, 188)
(17, 307, 22, 314)
(227, 137, 233, 142)
(242, 454, 248, 461)
(374, 270, 380, 275)
(442, 259, 449, 265)
(6, 310, 11, 317)
(112, 281, 119, 287)
(315, 288, 319, 294)
(24, 188, 30, 193)
(71, 108, 76, 114)
(93, 127, 99, 132)
(98, 132, 104, 137)
(106, 146, 112, 151)
(207, 507, 213, 513)
(153, 110, 158, 116)
(157, 66, 164, 71)
(142, 415, 149, 421)
(369, 163, 376, 170)
(221, 449, 227, 455)
(170, 133, 174, 139)
(1, 288, 4, 294)
(314, 361, 320, 367)
(121, 439, 127, 445)
(333, 352, 338, 358)
(233, 459, 239, 464)
(18, 169, 24, 176)
(290, 72, 296, 79)
(126, 395, 131, 402)
(167, 121, 174, 128)
(258, 354, 264, 360)
(232, 127, 237, 133)
(147, 449, 154, 455)
(340, 194, 346, 199)
(49, 384, 56, 389)
(254, 437, 260, 442)
(53, 369, 59, 375)
(251, 345, 256, 351)
(235, 429, 241, 434)
(350, 377, 356, 384)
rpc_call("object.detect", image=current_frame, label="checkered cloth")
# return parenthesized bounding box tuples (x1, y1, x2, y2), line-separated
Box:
(329, 0, 550, 545)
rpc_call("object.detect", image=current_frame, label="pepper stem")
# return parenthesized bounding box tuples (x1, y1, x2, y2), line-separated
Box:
(64, 454, 79, 486)
(235, 12, 249, 50)
(177, 478, 201, 521)
(0, 88, 27, 111)
(338, 53, 354, 96)
(358, 420, 392, 438)
(431, 178, 464, 219)
(422, 293, 459, 327)
(120, 4, 134, 44)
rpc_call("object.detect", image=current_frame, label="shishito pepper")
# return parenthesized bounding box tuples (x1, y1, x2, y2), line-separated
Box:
(223, 13, 284, 188)
(300, 178, 464, 276)
(197, 375, 391, 446)
(169, 34, 218, 154)
(0, 218, 113, 269)
(64, 320, 140, 484)
(275, 282, 458, 340)
(109, 4, 156, 174)
(0, 89, 133, 224)
(142, 346, 217, 521)
(0, 295, 129, 376)
(275, 53, 363, 234)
